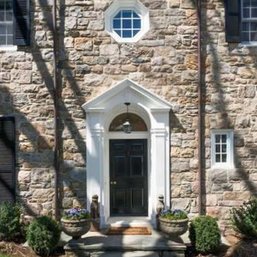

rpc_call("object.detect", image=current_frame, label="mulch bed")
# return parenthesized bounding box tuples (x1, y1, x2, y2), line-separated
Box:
(0, 242, 65, 257)
(186, 237, 257, 257)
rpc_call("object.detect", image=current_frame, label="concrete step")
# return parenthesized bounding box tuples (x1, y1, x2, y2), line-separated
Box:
(64, 231, 187, 257)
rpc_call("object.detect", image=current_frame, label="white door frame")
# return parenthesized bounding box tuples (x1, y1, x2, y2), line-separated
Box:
(82, 79, 171, 228)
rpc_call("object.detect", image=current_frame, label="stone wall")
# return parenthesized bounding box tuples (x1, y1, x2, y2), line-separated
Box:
(0, 0, 256, 233)
(203, 0, 257, 235)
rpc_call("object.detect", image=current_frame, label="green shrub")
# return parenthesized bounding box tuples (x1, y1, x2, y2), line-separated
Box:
(189, 215, 221, 254)
(230, 198, 257, 239)
(0, 202, 21, 241)
(26, 216, 61, 256)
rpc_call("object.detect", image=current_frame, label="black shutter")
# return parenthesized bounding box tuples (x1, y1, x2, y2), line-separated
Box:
(0, 117, 16, 203)
(13, 0, 30, 45)
(224, 0, 241, 43)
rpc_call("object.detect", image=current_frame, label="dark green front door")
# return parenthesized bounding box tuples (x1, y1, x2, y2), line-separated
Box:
(110, 139, 148, 216)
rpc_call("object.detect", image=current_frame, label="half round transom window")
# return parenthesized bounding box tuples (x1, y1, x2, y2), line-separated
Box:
(105, 0, 149, 43)
(109, 113, 147, 132)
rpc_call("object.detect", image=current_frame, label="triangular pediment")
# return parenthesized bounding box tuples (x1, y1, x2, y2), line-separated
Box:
(82, 79, 171, 112)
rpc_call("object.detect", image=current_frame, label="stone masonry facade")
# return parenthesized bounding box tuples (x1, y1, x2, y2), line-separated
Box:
(0, 0, 257, 234)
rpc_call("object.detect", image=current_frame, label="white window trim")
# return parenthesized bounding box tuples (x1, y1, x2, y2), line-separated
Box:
(0, 45, 17, 51)
(105, 0, 149, 43)
(241, 0, 257, 44)
(211, 129, 234, 169)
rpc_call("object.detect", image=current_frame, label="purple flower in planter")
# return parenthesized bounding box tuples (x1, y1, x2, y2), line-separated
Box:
(63, 207, 91, 220)
(160, 208, 188, 220)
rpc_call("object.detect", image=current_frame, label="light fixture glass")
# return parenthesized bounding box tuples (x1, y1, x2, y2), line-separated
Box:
(122, 102, 132, 133)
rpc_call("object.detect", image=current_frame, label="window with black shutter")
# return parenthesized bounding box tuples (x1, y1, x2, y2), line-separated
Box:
(0, 0, 30, 46)
(0, 117, 16, 203)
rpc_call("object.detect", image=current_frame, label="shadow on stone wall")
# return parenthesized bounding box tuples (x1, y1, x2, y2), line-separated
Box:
(0, 0, 90, 219)
(202, 0, 257, 235)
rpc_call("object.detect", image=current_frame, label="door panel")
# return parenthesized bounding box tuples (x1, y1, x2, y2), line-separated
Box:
(110, 139, 147, 216)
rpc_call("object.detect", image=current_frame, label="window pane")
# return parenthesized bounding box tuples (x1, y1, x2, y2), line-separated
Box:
(251, 22, 257, 31)
(133, 19, 141, 29)
(252, 8, 257, 18)
(6, 1, 12, 9)
(221, 135, 227, 143)
(133, 30, 140, 36)
(222, 154, 227, 162)
(222, 144, 227, 153)
(133, 11, 140, 18)
(7, 35, 12, 44)
(242, 22, 250, 31)
(251, 32, 257, 40)
(114, 29, 121, 36)
(243, 0, 251, 7)
(0, 35, 7, 44)
(114, 11, 121, 19)
(123, 30, 132, 38)
(122, 10, 132, 18)
(215, 144, 220, 153)
(6, 23, 12, 33)
(0, 1, 5, 10)
(123, 19, 131, 29)
(0, 12, 4, 21)
(215, 135, 220, 143)
(242, 32, 250, 41)
(215, 154, 220, 163)
(0, 24, 6, 34)
(6, 11, 12, 21)
(113, 19, 121, 29)
(243, 8, 250, 18)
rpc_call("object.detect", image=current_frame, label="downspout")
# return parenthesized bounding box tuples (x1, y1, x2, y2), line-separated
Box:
(197, 0, 204, 215)
(52, 0, 60, 220)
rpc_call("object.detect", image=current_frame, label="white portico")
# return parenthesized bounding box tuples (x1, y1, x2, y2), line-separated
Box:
(82, 79, 171, 228)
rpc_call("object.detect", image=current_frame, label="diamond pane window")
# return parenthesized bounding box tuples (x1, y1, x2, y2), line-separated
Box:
(242, 0, 257, 43)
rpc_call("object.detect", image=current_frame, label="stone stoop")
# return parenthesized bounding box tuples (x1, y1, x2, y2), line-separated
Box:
(64, 231, 187, 257)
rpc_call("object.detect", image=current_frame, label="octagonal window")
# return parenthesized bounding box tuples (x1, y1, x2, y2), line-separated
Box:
(113, 10, 141, 38)
(105, 0, 149, 43)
